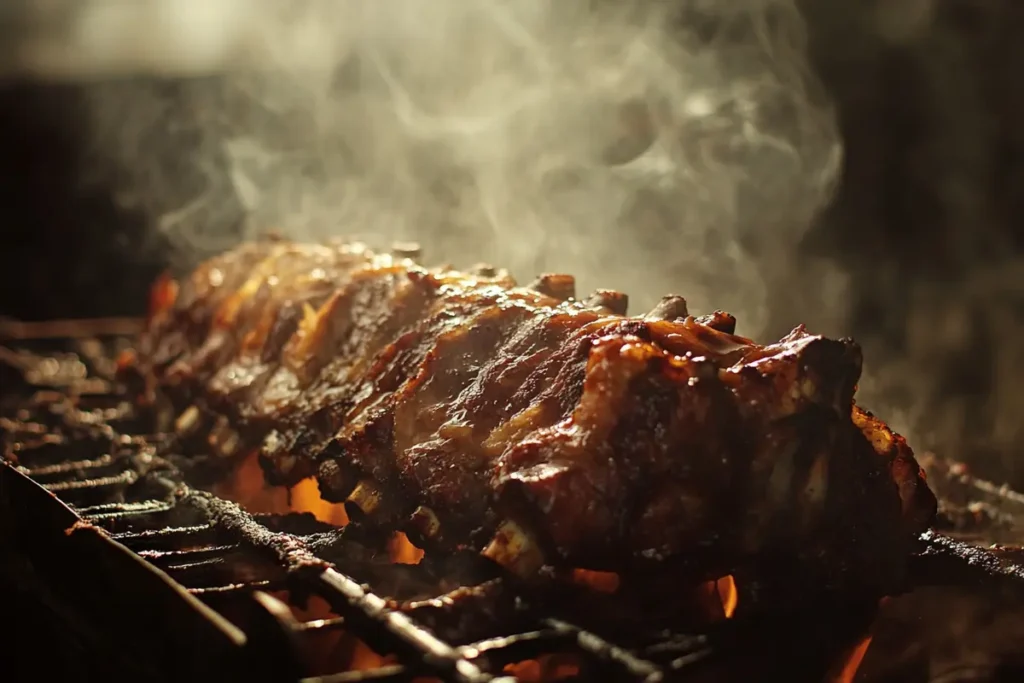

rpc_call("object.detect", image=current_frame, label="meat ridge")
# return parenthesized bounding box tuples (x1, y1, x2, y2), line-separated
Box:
(480, 318, 652, 459)
(450, 307, 606, 443)
(255, 265, 530, 486)
(132, 241, 278, 408)
(386, 302, 570, 539)
(205, 250, 360, 419)
(247, 258, 429, 422)
(255, 261, 443, 484)
(142, 241, 276, 373)
(162, 244, 341, 404)
(316, 294, 543, 504)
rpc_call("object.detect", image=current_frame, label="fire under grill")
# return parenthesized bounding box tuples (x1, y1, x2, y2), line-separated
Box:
(3, 332, 1024, 683)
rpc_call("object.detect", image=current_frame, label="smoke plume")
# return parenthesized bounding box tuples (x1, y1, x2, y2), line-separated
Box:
(21, 0, 841, 335)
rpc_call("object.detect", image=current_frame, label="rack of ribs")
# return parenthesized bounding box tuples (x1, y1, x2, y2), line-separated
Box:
(121, 237, 937, 596)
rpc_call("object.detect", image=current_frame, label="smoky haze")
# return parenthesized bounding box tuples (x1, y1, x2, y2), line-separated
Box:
(35, 0, 842, 337)
(8, 0, 1024, 490)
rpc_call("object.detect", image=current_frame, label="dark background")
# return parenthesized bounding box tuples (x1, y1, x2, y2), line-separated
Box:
(2, 2, 1024, 485)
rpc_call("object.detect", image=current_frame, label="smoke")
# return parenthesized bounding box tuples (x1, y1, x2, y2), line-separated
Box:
(13, 0, 1024, 486)
(811, 1, 1024, 484)
(30, 0, 841, 334)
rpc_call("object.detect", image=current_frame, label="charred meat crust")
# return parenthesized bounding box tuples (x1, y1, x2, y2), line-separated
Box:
(125, 238, 937, 594)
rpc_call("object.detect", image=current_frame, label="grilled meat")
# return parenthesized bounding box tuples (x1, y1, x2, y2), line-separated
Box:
(124, 238, 937, 594)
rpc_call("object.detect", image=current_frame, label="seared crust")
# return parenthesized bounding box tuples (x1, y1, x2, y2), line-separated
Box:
(126, 237, 937, 592)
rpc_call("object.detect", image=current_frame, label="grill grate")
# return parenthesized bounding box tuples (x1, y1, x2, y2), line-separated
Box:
(1, 337, 983, 683)
(0, 424, 724, 682)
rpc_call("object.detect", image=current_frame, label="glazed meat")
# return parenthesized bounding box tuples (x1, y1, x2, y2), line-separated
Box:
(124, 237, 937, 594)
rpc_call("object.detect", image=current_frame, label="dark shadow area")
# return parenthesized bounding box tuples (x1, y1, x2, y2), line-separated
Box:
(0, 82, 169, 321)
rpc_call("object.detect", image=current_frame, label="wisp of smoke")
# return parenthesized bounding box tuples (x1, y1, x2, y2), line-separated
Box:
(57, 0, 842, 335)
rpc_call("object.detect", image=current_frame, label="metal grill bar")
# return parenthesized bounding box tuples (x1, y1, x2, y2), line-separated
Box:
(79, 500, 176, 519)
(189, 581, 282, 595)
(43, 468, 138, 491)
(136, 544, 238, 561)
(298, 616, 347, 632)
(111, 525, 217, 547)
(20, 453, 113, 475)
(543, 619, 663, 682)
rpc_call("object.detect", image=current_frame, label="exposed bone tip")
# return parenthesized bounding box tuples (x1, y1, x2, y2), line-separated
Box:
(391, 241, 422, 260)
(216, 429, 242, 459)
(529, 274, 576, 301)
(481, 519, 546, 577)
(469, 263, 498, 278)
(406, 505, 442, 547)
(585, 289, 629, 315)
(345, 478, 383, 522)
(696, 310, 737, 335)
(174, 405, 201, 435)
(645, 295, 689, 322)
(206, 416, 242, 458)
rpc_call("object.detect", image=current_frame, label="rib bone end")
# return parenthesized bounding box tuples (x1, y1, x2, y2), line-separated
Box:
(174, 405, 201, 435)
(645, 295, 689, 321)
(482, 519, 546, 577)
(344, 478, 383, 522)
(406, 505, 442, 548)
(391, 241, 422, 260)
(585, 289, 629, 315)
(316, 459, 357, 502)
(529, 274, 576, 301)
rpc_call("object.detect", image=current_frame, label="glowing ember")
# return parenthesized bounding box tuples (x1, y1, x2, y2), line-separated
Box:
(831, 634, 873, 683)
(388, 532, 425, 564)
(347, 640, 395, 671)
(716, 574, 738, 618)
(213, 451, 289, 513)
(571, 569, 620, 593)
(291, 476, 349, 525)
(504, 654, 581, 681)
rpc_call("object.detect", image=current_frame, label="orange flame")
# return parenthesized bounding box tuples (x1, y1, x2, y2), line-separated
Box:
(571, 569, 621, 593)
(716, 574, 738, 618)
(693, 574, 739, 620)
(830, 634, 873, 683)
(348, 640, 395, 671)
(388, 532, 425, 564)
(505, 655, 581, 681)
(291, 477, 349, 525)
(213, 451, 289, 513)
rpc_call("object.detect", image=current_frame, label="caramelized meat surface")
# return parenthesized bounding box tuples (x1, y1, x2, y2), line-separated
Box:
(126, 238, 937, 595)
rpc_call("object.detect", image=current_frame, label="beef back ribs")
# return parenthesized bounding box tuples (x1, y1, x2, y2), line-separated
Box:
(121, 237, 937, 597)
